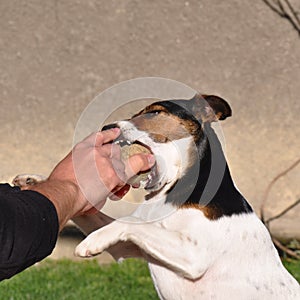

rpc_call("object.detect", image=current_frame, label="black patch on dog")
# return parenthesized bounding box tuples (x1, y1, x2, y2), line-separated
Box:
(153, 98, 253, 220)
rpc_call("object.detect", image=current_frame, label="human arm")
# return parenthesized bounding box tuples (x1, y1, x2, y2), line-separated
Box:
(0, 184, 59, 281)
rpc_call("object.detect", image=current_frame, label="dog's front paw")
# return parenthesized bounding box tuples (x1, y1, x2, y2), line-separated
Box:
(12, 174, 46, 188)
(75, 236, 99, 258)
(75, 223, 126, 258)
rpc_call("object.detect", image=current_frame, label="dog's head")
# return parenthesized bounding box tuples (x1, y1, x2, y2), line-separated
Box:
(103, 94, 231, 203)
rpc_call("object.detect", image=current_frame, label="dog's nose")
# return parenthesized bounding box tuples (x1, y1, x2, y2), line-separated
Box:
(101, 123, 119, 131)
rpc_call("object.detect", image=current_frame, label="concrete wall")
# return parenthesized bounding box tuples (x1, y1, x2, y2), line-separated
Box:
(0, 0, 299, 238)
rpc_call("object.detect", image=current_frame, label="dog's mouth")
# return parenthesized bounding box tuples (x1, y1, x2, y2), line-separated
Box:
(113, 136, 160, 191)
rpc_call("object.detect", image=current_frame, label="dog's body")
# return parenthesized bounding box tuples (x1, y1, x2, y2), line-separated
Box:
(15, 94, 300, 299)
(76, 208, 298, 300)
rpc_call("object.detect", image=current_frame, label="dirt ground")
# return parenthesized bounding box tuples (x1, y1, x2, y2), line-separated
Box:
(0, 0, 299, 247)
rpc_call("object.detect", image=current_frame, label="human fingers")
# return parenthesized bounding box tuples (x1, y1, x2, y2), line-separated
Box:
(111, 158, 126, 183)
(124, 153, 155, 180)
(95, 128, 120, 146)
(98, 143, 121, 159)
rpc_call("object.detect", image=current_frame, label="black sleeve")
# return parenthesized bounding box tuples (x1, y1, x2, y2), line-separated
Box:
(0, 184, 59, 281)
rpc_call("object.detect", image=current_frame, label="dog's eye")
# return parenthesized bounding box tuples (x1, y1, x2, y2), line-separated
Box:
(143, 110, 161, 119)
(149, 110, 160, 115)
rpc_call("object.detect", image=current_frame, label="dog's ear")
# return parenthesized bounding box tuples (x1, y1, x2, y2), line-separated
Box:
(190, 94, 232, 122)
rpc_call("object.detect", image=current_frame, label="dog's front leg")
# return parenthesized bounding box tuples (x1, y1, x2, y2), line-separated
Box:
(76, 219, 209, 280)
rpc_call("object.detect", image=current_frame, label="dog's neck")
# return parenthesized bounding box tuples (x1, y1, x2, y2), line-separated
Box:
(165, 123, 253, 220)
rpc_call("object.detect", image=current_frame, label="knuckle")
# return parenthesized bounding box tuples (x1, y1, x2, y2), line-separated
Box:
(105, 167, 117, 180)
(105, 168, 123, 187)
(111, 144, 121, 156)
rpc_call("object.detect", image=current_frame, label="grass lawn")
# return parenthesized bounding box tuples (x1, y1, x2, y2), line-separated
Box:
(0, 258, 299, 299)
(0, 259, 158, 300)
(283, 259, 300, 283)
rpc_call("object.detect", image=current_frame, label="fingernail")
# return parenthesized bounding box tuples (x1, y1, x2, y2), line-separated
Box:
(147, 154, 156, 166)
(112, 127, 120, 133)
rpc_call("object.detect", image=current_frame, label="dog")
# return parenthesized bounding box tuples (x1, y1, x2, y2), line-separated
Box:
(15, 94, 300, 299)
(74, 94, 300, 299)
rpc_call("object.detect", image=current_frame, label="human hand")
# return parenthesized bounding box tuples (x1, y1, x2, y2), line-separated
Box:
(28, 128, 155, 230)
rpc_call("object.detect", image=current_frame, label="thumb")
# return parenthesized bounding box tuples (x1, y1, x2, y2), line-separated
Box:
(124, 154, 155, 179)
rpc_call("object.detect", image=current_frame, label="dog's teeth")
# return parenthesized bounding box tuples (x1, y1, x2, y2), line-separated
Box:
(140, 181, 147, 188)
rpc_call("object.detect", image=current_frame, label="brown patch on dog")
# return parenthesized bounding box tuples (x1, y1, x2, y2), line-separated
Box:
(132, 104, 169, 117)
(148, 133, 169, 143)
(130, 104, 200, 144)
(180, 202, 222, 220)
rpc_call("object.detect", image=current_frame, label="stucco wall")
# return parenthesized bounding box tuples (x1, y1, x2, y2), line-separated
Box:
(0, 0, 299, 238)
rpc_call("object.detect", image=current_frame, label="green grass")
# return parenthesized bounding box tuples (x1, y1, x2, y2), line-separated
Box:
(0, 258, 299, 299)
(0, 259, 158, 300)
(283, 259, 300, 283)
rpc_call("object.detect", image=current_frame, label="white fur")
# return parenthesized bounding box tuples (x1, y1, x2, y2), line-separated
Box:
(12, 174, 46, 187)
(116, 120, 193, 193)
(76, 208, 300, 299)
